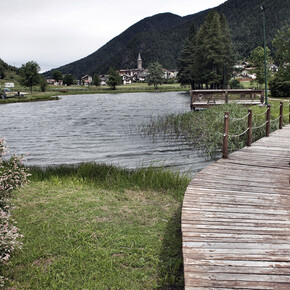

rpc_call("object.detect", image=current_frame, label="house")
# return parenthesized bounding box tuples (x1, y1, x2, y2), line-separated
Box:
(81, 75, 93, 86)
(46, 79, 63, 86)
(136, 70, 149, 82)
(100, 75, 108, 86)
(122, 75, 132, 85)
(162, 69, 178, 79)
(270, 64, 278, 72)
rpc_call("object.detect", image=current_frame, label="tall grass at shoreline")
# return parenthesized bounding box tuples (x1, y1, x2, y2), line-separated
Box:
(29, 163, 189, 197)
(143, 100, 290, 157)
(3, 163, 190, 289)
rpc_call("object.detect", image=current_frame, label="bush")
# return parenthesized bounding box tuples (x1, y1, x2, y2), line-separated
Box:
(0, 138, 29, 287)
(269, 77, 290, 98)
(229, 79, 243, 89)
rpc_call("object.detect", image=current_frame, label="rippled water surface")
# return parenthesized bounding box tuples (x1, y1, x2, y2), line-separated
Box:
(1, 92, 211, 175)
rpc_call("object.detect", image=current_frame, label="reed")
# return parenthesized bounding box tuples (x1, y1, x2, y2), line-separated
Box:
(143, 101, 290, 157)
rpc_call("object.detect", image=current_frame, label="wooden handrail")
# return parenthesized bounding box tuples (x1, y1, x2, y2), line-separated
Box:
(190, 89, 264, 107)
(222, 102, 288, 158)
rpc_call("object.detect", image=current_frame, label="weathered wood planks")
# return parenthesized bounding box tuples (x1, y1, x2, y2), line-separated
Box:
(182, 124, 290, 289)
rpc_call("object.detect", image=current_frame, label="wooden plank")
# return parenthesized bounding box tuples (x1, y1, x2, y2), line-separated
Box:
(185, 280, 290, 289)
(183, 252, 290, 261)
(184, 265, 290, 275)
(184, 272, 290, 283)
(183, 259, 290, 268)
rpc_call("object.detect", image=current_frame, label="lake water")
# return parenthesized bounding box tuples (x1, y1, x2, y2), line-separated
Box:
(0, 92, 211, 176)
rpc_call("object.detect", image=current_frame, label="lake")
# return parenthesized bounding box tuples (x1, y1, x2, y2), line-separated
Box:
(0, 92, 211, 176)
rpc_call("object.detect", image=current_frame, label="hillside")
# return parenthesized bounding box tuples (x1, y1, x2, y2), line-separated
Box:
(44, 0, 290, 78)
(0, 58, 19, 83)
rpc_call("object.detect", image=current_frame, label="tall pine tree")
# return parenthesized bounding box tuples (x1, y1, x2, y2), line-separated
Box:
(178, 22, 198, 89)
(220, 13, 234, 88)
(202, 11, 224, 89)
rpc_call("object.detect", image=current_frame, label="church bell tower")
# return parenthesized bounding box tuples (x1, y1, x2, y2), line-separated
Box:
(137, 53, 142, 70)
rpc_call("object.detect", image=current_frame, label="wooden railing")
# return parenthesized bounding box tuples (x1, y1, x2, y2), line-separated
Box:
(190, 89, 264, 110)
(222, 102, 290, 158)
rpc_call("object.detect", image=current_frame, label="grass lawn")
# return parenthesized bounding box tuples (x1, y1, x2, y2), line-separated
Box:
(3, 164, 190, 289)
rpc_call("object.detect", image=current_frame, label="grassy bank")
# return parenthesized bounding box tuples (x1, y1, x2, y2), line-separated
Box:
(143, 100, 290, 156)
(0, 83, 189, 104)
(0, 94, 59, 104)
(3, 163, 190, 289)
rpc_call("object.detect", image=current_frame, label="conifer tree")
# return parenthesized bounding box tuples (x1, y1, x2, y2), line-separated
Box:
(202, 11, 224, 89)
(220, 13, 234, 88)
(178, 23, 198, 89)
(195, 24, 208, 88)
(93, 73, 101, 86)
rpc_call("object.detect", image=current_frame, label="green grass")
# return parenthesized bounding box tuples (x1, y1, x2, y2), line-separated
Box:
(3, 164, 190, 289)
(0, 93, 59, 104)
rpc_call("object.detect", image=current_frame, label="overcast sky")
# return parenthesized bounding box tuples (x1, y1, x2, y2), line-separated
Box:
(1, 0, 226, 72)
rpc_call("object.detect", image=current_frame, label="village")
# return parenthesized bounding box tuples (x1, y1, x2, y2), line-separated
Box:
(42, 54, 279, 88)
(1, 55, 279, 94)
(45, 54, 178, 87)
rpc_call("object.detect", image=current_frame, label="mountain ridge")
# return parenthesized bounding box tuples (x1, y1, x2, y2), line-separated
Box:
(44, 0, 290, 78)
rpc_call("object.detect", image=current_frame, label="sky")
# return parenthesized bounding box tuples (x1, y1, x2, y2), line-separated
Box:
(1, 0, 226, 73)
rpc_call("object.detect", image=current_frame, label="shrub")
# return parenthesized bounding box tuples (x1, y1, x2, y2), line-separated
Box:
(0, 138, 29, 286)
(229, 79, 243, 89)
(269, 77, 290, 98)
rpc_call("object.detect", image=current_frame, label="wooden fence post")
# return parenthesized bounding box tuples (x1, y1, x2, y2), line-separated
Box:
(261, 90, 264, 104)
(266, 105, 271, 137)
(190, 93, 194, 110)
(223, 112, 229, 159)
(247, 109, 252, 146)
(225, 91, 229, 104)
(289, 103, 290, 124)
(279, 102, 283, 129)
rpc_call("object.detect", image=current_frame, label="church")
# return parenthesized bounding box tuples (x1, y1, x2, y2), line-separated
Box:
(118, 54, 149, 84)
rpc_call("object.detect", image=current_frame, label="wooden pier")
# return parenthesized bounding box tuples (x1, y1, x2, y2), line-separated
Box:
(190, 89, 264, 110)
(182, 124, 290, 289)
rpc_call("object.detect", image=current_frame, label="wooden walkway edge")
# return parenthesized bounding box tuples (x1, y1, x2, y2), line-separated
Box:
(182, 124, 290, 289)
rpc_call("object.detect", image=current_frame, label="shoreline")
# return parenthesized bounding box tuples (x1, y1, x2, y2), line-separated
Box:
(0, 85, 189, 104)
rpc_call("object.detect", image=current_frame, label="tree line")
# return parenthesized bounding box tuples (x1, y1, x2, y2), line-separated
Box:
(177, 10, 289, 98)
(178, 11, 234, 90)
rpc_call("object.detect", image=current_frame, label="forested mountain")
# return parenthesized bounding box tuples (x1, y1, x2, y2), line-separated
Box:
(44, 0, 290, 78)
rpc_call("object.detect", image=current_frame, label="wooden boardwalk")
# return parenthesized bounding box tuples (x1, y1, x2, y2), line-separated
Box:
(182, 124, 290, 289)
